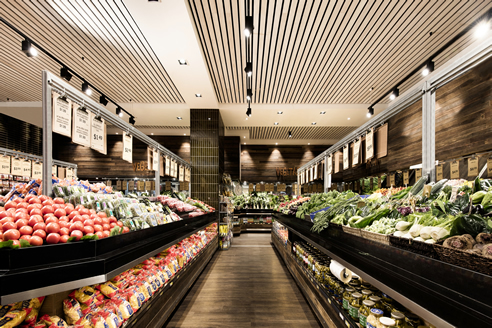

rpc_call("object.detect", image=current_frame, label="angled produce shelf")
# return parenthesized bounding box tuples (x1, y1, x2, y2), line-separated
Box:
(274, 213, 492, 328)
(0, 212, 217, 304)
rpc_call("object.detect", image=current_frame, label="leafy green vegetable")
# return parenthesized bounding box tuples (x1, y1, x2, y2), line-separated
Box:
(81, 234, 100, 241)
(19, 239, 31, 248)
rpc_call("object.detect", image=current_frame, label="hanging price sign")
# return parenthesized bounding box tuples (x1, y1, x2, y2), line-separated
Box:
(165, 157, 170, 175)
(468, 157, 478, 177)
(21, 160, 32, 177)
(327, 154, 333, 174)
(249, 183, 254, 192)
(450, 161, 459, 179)
(0, 155, 11, 174)
(365, 128, 374, 161)
(66, 168, 73, 179)
(52, 165, 57, 176)
(160, 156, 165, 177)
(403, 171, 409, 185)
(32, 162, 42, 179)
(179, 166, 184, 182)
(90, 114, 106, 154)
(488, 158, 492, 178)
(11, 158, 22, 175)
(165, 181, 172, 191)
(353, 139, 361, 166)
(145, 181, 151, 190)
(389, 173, 395, 187)
(343, 146, 349, 170)
(128, 180, 135, 190)
(185, 168, 191, 182)
(72, 105, 90, 147)
(137, 181, 145, 191)
(152, 150, 159, 171)
(436, 165, 443, 181)
(116, 180, 122, 190)
(52, 92, 72, 137)
(122, 134, 133, 163)
(415, 168, 422, 180)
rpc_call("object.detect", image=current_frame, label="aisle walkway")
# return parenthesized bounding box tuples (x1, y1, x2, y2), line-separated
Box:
(165, 233, 321, 328)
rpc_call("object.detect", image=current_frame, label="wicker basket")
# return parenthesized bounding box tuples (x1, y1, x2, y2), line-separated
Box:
(329, 223, 343, 231)
(434, 244, 492, 276)
(389, 235, 439, 259)
(342, 226, 362, 237)
(361, 230, 390, 245)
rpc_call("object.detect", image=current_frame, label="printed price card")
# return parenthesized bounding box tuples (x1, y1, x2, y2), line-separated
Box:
(152, 150, 159, 171)
(72, 105, 90, 147)
(451, 161, 459, 179)
(343, 146, 349, 170)
(66, 168, 73, 179)
(21, 160, 32, 177)
(0, 155, 11, 174)
(436, 165, 443, 181)
(488, 158, 492, 178)
(249, 183, 254, 192)
(165, 157, 170, 175)
(145, 181, 151, 190)
(403, 171, 409, 185)
(11, 158, 22, 175)
(165, 181, 172, 191)
(468, 157, 478, 177)
(90, 114, 106, 154)
(32, 162, 42, 179)
(137, 181, 144, 191)
(52, 92, 72, 137)
(415, 168, 422, 180)
(52, 165, 57, 176)
(365, 128, 374, 161)
(353, 139, 361, 166)
(179, 165, 184, 182)
(116, 180, 122, 190)
(389, 173, 395, 187)
(122, 134, 133, 163)
(327, 154, 332, 174)
(128, 180, 135, 190)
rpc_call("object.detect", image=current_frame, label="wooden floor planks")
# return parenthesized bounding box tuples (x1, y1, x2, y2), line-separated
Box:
(164, 233, 321, 328)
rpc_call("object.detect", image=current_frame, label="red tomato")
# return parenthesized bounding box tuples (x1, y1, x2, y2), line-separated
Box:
(11, 197, 21, 204)
(95, 231, 104, 239)
(102, 218, 110, 225)
(14, 212, 29, 223)
(97, 212, 107, 218)
(59, 216, 69, 221)
(42, 199, 54, 207)
(45, 217, 58, 225)
(30, 235, 43, 246)
(59, 221, 69, 229)
(29, 208, 43, 216)
(16, 202, 29, 210)
(43, 214, 55, 221)
(60, 235, 70, 243)
(33, 222, 46, 231)
(116, 222, 123, 228)
(79, 208, 90, 216)
(123, 227, 130, 233)
(0, 211, 9, 219)
(70, 230, 83, 241)
(41, 205, 54, 215)
(54, 197, 65, 205)
(70, 221, 84, 232)
(93, 224, 103, 232)
(89, 214, 98, 220)
(83, 226, 94, 235)
(46, 222, 60, 234)
(102, 231, 110, 238)
(71, 215, 84, 223)
(0, 217, 14, 225)
(52, 204, 62, 210)
(68, 211, 80, 220)
(38, 195, 49, 203)
(12, 240, 21, 247)
(33, 229, 47, 240)
(28, 197, 41, 205)
(75, 205, 85, 212)
(89, 209, 96, 215)
(19, 235, 31, 242)
(109, 223, 116, 229)
(19, 225, 33, 236)
(83, 219, 94, 227)
(4, 229, 20, 241)
(27, 204, 41, 213)
(3, 222, 17, 231)
(64, 206, 74, 215)
(4, 202, 16, 211)
(6, 208, 15, 216)
(46, 233, 60, 244)
(16, 219, 28, 229)
(102, 224, 110, 231)
(81, 214, 90, 221)
(54, 208, 66, 218)
(94, 217, 103, 225)
(59, 227, 70, 236)
(108, 216, 117, 223)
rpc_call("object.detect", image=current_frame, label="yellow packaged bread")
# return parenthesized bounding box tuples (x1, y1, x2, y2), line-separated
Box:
(63, 298, 83, 325)
(69, 287, 96, 306)
(38, 314, 68, 327)
(19, 297, 45, 325)
(0, 308, 31, 328)
(95, 282, 120, 299)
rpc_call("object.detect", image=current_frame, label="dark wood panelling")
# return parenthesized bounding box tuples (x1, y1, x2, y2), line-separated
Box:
(224, 136, 240, 180)
(241, 145, 326, 183)
(0, 113, 42, 155)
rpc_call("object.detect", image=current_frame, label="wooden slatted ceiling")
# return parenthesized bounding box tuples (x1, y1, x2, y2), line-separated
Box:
(188, 0, 492, 104)
(227, 126, 357, 140)
(0, 0, 183, 103)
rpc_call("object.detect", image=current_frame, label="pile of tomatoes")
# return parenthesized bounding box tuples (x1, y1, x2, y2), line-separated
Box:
(0, 194, 130, 247)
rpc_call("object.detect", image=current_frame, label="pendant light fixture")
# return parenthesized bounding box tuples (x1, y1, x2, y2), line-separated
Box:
(389, 88, 399, 100)
(422, 60, 435, 76)
(21, 38, 37, 57)
(99, 95, 108, 106)
(82, 82, 92, 96)
(243, 0, 254, 115)
(116, 107, 123, 117)
(367, 106, 374, 117)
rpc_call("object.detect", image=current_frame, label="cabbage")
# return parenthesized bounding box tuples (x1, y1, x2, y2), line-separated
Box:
(396, 221, 412, 231)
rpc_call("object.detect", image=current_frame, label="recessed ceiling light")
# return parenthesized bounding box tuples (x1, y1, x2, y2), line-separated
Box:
(178, 59, 187, 65)
(116, 132, 118, 135)
(246, 117, 248, 120)
(369, 87, 374, 91)
(320, 111, 326, 115)
(311, 122, 316, 125)
(274, 122, 279, 125)
(184, 133, 186, 135)
(244, 143, 246, 145)
(244, 136, 246, 138)
(276, 143, 278, 145)
(347, 117, 350, 120)
(151, 133, 154, 135)
(177, 117, 182, 120)
(208, 118, 211, 120)
(308, 143, 310, 145)
(195, 93, 202, 97)
(277, 111, 283, 114)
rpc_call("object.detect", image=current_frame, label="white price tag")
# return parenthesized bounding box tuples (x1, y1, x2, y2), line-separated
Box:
(66, 168, 73, 179)
(52, 165, 57, 176)
(122, 133, 133, 163)
(343, 145, 349, 170)
(165, 156, 170, 175)
(52, 92, 72, 137)
(327, 154, 332, 175)
(21, 160, 32, 177)
(32, 162, 42, 179)
(353, 139, 361, 166)
(366, 128, 374, 161)
(11, 158, 22, 175)
(90, 113, 106, 154)
(72, 105, 91, 147)
(152, 150, 159, 171)
(0, 156, 11, 174)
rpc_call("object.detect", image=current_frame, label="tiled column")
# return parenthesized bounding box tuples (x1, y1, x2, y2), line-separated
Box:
(190, 109, 224, 210)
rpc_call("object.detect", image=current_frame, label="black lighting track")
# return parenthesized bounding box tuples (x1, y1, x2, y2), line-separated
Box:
(0, 16, 134, 119)
(369, 7, 492, 109)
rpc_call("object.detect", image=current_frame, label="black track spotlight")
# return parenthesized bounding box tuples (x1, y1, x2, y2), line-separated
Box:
(116, 107, 123, 117)
(82, 82, 92, 96)
(21, 39, 37, 57)
(60, 66, 72, 81)
(129, 116, 135, 125)
(288, 131, 292, 138)
(422, 60, 435, 76)
(244, 62, 252, 77)
(389, 88, 399, 100)
(367, 106, 374, 118)
(99, 95, 108, 106)
(246, 107, 252, 117)
(244, 16, 253, 37)
(246, 89, 253, 101)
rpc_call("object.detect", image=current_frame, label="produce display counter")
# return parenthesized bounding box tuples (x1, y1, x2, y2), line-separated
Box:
(0, 212, 218, 304)
(233, 209, 273, 232)
(274, 213, 492, 328)
(271, 232, 357, 328)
